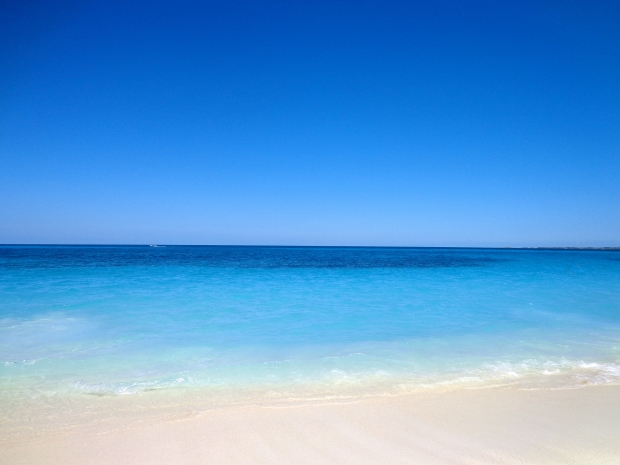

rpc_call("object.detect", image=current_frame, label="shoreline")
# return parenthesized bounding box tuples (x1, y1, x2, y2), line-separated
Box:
(3, 384, 620, 464)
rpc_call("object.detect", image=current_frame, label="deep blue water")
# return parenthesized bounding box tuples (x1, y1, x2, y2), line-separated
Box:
(1, 246, 620, 402)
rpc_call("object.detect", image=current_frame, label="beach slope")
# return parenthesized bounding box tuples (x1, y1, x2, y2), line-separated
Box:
(4, 385, 620, 465)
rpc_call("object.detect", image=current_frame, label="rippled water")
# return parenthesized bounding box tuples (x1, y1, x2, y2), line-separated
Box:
(1, 246, 620, 417)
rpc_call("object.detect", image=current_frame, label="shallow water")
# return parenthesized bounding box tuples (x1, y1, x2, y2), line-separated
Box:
(1, 246, 619, 418)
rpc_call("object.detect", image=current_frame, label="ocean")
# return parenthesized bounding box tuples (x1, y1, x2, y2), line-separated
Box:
(1, 246, 620, 430)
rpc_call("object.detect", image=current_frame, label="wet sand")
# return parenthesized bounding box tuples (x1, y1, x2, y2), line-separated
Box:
(3, 385, 620, 465)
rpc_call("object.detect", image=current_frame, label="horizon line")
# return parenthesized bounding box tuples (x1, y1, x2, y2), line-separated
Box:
(1, 244, 619, 251)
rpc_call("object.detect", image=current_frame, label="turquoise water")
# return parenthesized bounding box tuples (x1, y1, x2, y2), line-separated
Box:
(1, 246, 620, 409)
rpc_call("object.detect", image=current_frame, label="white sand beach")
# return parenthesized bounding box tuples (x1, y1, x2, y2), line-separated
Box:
(3, 385, 620, 465)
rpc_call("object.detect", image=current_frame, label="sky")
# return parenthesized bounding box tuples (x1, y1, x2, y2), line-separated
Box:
(1, 0, 619, 246)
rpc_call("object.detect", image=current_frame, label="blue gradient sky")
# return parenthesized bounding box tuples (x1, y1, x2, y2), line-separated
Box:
(1, 1, 619, 246)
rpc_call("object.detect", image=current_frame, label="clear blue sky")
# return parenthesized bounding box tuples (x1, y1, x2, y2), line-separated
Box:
(1, 1, 619, 246)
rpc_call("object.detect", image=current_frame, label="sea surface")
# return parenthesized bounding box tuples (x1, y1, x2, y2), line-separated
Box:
(1, 246, 620, 429)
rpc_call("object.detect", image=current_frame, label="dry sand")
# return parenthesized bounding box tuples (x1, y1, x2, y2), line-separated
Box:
(3, 385, 620, 465)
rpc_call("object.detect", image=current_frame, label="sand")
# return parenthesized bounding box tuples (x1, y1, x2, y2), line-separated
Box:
(3, 385, 620, 465)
